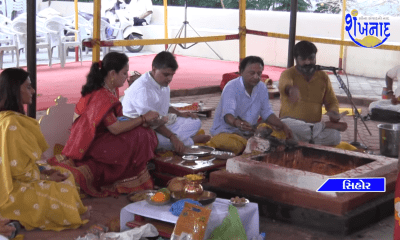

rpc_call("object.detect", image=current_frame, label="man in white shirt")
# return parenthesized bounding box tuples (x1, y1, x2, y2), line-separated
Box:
(369, 65, 400, 113)
(208, 56, 292, 155)
(122, 51, 211, 153)
(125, 0, 153, 25)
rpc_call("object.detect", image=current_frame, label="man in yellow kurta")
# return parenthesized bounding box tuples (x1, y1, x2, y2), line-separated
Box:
(279, 41, 348, 146)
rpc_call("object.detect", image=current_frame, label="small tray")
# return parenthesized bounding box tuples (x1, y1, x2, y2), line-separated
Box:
(127, 190, 155, 203)
(211, 151, 235, 160)
(182, 146, 215, 157)
(229, 198, 249, 207)
(171, 191, 217, 205)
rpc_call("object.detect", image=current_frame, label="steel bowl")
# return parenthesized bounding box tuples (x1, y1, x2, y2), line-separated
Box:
(377, 123, 400, 157)
(229, 198, 249, 207)
(182, 155, 199, 161)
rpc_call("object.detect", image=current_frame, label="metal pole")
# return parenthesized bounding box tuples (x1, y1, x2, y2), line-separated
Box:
(353, 115, 358, 142)
(27, 0, 37, 119)
(339, 0, 347, 70)
(184, 0, 187, 48)
(287, 0, 298, 68)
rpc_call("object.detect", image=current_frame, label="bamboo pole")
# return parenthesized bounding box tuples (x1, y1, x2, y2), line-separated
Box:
(92, 0, 101, 62)
(75, 0, 79, 61)
(239, 0, 246, 61)
(86, 34, 240, 47)
(163, 0, 168, 50)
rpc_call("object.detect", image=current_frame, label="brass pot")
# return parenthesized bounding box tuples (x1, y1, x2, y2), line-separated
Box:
(184, 179, 204, 200)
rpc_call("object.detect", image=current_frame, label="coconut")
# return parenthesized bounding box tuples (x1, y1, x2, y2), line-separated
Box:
(167, 177, 187, 192)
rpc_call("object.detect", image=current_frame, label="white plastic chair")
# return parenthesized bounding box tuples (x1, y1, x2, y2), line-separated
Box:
(11, 17, 53, 66)
(0, 22, 19, 69)
(12, 0, 26, 14)
(0, 1, 6, 16)
(0, 0, 13, 19)
(36, 17, 49, 42)
(0, 15, 16, 61)
(65, 15, 92, 55)
(0, 14, 13, 31)
(44, 16, 83, 68)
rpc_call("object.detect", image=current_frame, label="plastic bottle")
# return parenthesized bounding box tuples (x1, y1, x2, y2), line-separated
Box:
(382, 87, 388, 99)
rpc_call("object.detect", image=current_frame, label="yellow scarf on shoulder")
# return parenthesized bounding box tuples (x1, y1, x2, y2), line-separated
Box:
(0, 111, 48, 207)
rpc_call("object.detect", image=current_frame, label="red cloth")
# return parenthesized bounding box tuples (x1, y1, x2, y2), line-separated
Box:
(220, 72, 270, 91)
(49, 88, 158, 197)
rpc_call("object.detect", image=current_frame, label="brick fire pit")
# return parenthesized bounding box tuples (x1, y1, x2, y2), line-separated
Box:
(207, 142, 398, 235)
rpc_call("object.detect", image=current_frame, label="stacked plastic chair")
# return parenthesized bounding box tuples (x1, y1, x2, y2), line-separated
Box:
(44, 16, 82, 68)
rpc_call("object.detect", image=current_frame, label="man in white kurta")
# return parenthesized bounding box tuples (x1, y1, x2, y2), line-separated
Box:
(369, 65, 400, 112)
(122, 51, 210, 152)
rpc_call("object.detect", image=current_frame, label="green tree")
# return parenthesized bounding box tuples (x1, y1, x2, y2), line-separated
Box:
(314, 1, 341, 14)
(273, 0, 311, 11)
(246, 0, 275, 10)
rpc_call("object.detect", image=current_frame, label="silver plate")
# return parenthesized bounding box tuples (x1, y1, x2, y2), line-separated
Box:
(211, 151, 236, 160)
(127, 190, 155, 203)
(182, 146, 215, 157)
(171, 190, 217, 205)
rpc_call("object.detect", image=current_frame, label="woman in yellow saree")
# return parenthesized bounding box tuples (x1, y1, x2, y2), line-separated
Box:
(0, 68, 90, 231)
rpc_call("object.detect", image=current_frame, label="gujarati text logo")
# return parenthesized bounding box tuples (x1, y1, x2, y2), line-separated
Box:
(345, 9, 390, 48)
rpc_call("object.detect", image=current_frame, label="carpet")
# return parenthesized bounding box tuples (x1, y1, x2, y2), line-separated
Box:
(30, 54, 285, 111)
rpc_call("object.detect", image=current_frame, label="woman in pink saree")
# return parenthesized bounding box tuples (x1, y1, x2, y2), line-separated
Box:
(49, 52, 159, 197)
